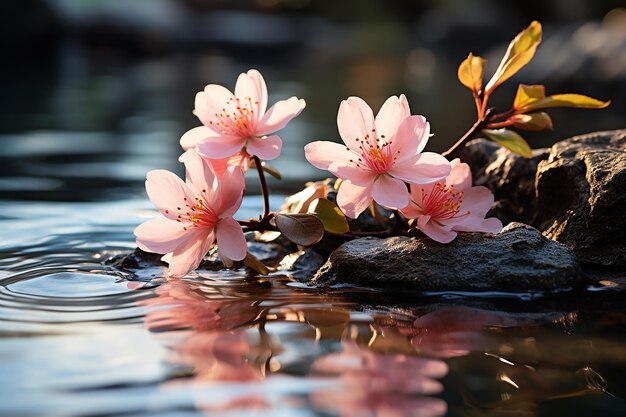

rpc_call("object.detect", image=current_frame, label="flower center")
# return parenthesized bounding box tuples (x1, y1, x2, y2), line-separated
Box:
(346, 129, 400, 174)
(165, 189, 219, 231)
(368, 147, 385, 164)
(421, 183, 467, 221)
(208, 96, 258, 137)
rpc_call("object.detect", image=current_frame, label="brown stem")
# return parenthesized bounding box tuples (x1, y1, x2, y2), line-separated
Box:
(253, 155, 270, 219)
(442, 107, 494, 159)
(473, 92, 482, 116)
(479, 92, 490, 118)
(491, 108, 516, 122)
(237, 218, 278, 232)
(486, 120, 515, 129)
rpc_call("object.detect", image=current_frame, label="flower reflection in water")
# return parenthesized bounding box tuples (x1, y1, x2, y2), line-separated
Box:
(137, 278, 275, 414)
(310, 338, 449, 417)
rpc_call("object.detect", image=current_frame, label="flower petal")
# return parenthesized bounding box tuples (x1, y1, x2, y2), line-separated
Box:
(246, 135, 282, 160)
(167, 229, 215, 277)
(145, 169, 193, 219)
(481, 217, 504, 233)
(374, 94, 410, 138)
(337, 97, 376, 150)
(304, 141, 355, 171)
(216, 165, 245, 218)
(419, 219, 457, 244)
(336, 181, 373, 219)
(234, 69, 268, 121)
(200, 152, 251, 178)
(452, 215, 503, 233)
(459, 186, 494, 217)
(216, 217, 247, 261)
(179, 149, 216, 195)
(390, 115, 430, 159)
(134, 217, 188, 254)
(408, 183, 435, 209)
(417, 214, 432, 229)
(400, 200, 422, 219)
(180, 126, 218, 151)
(445, 159, 472, 190)
(371, 175, 410, 209)
(196, 135, 245, 159)
(328, 161, 376, 186)
(389, 152, 451, 185)
(256, 97, 306, 136)
(194, 85, 235, 129)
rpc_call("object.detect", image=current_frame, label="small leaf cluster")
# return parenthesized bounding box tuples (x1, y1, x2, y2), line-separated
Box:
(457, 21, 609, 157)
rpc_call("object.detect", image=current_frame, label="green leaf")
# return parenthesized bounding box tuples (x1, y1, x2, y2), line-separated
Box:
(513, 84, 610, 113)
(243, 251, 271, 275)
(274, 213, 324, 246)
(308, 198, 349, 234)
(485, 21, 542, 93)
(511, 112, 553, 131)
(520, 94, 611, 113)
(481, 128, 533, 158)
(458, 53, 486, 92)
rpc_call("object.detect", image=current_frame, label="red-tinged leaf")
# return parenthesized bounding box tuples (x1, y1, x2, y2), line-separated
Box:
(511, 112, 554, 131)
(485, 21, 542, 93)
(274, 213, 324, 246)
(458, 53, 487, 92)
(243, 251, 271, 275)
(308, 198, 349, 234)
(481, 128, 533, 158)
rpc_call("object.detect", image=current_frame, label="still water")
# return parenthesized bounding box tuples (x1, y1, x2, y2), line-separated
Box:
(2, 194, 626, 417)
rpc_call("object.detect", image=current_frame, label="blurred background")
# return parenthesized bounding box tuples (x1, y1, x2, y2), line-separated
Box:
(0, 0, 624, 202)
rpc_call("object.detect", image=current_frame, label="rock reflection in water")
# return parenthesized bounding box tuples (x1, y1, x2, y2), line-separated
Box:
(409, 306, 613, 414)
(411, 307, 520, 358)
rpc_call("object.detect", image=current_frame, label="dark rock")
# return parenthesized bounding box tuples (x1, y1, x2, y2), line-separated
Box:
(535, 130, 626, 269)
(310, 223, 584, 292)
(458, 139, 549, 225)
(106, 248, 168, 281)
(246, 241, 286, 266)
(107, 247, 165, 270)
(109, 240, 287, 278)
(277, 248, 326, 281)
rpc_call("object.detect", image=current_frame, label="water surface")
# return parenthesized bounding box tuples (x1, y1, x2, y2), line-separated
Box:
(1, 195, 626, 417)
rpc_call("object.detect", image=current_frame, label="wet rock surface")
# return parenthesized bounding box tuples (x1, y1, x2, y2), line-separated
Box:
(458, 139, 549, 225)
(310, 223, 584, 292)
(277, 248, 327, 280)
(535, 130, 626, 269)
(459, 130, 626, 270)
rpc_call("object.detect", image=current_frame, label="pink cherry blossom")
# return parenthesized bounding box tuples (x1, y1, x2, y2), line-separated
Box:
(304, 95, 451, 218)
(183, 150, 252, 178)
(400, 158, 503, 243)
(180, 69, 306, 162)
(134, 149, 247, 277)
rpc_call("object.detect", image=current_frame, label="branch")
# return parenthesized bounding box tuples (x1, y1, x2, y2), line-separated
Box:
(442, 107, 494, 159)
